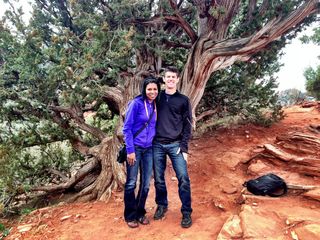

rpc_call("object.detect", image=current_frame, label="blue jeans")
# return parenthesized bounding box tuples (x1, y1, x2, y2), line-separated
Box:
(124, 146, 153, 222)
(153, 141, 192, 214)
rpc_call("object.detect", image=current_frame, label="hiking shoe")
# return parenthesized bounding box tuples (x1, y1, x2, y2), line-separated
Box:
(153, 205, 168, 220)
(127, 220, 139, 228)
(137, 215, 150, 225)
(181, 213, 192, 228)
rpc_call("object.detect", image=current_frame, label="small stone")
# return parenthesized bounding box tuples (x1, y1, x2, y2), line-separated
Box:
(222, 186, 238, 194)
(17, 224, 33, 233)
(214, 201, 225, 210)
(60, 215, 72, 221)
(290, 231, 299, 240)
(171, 177, 178, 181)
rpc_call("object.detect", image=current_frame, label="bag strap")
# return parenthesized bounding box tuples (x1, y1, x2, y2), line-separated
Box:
(133, 103, 155, 139)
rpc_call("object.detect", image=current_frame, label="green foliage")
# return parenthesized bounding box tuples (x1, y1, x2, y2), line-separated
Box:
(0, 0, 316, 210)
(231, 0, 314, 39)
(197, 0, 315, 127)
(199, 47, 285, 127)
(301, 25, 320, 100)
(300, 26, 320, 45)
(19, 207, 34, 215)
(0, 0, 141, 211)
(0, 223, 10, 239)
(277, 88, 305, 106)
(304, 66, 320, 100)
(0, 142, 82, 212)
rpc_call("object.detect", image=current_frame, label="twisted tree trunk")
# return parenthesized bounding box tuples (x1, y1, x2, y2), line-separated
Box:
(180, 0, 318, 121)
(73, 48, 160, 201)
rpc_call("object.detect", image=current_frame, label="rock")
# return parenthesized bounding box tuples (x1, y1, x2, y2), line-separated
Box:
(252, 148, 264, 153)
(221, 186, 238, 194)
(17, 224, 33, 233)
(217, 215, 242, 239)
(239, 205, 283, 239)
(60, 215, 72, 221)
(303, 188, 320, 202)
(295, 224, 320, 239)
(247, 160, 273, 175)
(290, 231, 299, 240)
(213, 201, 225, 211)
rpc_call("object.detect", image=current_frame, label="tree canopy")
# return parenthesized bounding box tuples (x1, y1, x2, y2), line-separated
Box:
(302, 24, 320, 100)
(0, 0, 319, 207)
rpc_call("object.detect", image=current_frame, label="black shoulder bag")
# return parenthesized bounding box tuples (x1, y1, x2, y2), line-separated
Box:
(243, 173, 288, 197)
(117, 109, 155, 163)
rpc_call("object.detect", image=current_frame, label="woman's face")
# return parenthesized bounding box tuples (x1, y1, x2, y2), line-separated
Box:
(145, 82, 158, 101)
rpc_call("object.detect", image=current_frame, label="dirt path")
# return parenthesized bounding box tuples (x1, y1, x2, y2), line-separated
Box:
(5, 106, 320, 240)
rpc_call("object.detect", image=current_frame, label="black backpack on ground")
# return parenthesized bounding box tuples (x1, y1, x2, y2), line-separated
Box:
(243, 173, 288, 197)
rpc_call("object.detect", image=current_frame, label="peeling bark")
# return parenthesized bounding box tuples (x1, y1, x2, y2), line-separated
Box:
(179, 0, 318, 121)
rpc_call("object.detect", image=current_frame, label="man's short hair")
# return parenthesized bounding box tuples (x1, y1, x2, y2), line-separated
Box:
(164, 66, 180, 77)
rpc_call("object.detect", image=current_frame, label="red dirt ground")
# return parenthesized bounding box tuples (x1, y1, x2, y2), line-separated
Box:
(4, 105, 320, 240)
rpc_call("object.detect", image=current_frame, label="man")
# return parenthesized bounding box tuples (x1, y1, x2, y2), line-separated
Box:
(153, 66, 193, 228)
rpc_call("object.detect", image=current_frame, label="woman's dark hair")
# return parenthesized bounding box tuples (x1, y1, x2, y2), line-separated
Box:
(141, 76, 161, 101)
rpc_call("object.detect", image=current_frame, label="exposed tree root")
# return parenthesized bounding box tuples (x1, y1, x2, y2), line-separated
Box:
(32, 157, 100, 192)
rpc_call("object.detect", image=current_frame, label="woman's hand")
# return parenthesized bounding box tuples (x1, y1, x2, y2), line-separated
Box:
(127, 152, 136, 166)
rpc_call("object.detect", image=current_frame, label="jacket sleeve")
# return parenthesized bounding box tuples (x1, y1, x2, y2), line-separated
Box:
(123, 100, 137, 154)
(180, 97, 192, 153)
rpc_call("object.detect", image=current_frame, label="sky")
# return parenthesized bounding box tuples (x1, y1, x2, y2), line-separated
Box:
(276, 25, 320, 92)
(1, 1, 319, 92)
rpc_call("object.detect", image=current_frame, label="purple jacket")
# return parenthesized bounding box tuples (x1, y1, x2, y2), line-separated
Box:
(123, 95, 157, 154)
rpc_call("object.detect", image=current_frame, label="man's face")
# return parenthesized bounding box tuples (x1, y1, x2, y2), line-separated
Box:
(164, 71, 179, 89)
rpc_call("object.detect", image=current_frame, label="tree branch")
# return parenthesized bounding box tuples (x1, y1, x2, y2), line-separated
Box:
(32, 158, 99, 192)
(246, 0, 257, 23)
(131, 14, 198, 43)
(203, 0, 318, 57)
(162, 38, 192, 49)
(102, 86, 124, 115)
(196, 109, 219, 122)
(49, 105, 107, 141)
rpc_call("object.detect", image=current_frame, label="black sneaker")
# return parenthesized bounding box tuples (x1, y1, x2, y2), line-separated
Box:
(153, 205, 168, 220)
(181, 213, 192, 228)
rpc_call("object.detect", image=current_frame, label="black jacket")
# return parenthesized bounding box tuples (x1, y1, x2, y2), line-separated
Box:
(154, 90, 192, 152)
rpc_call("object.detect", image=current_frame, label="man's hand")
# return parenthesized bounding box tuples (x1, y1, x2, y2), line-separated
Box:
(177, 147, 188, 162)
(127, 152, 136, 166)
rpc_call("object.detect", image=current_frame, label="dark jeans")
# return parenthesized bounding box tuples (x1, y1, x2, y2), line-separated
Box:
(153, 141, 192, 214)
(124, 146, 153, 222)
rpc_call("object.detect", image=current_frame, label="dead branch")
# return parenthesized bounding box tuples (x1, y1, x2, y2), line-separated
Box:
(196, 109, 219, 122)
(32, 158, 99, 192)
(46, 168, 69, 182)
(102, 86, 124, 115)
(287, 184, 317, 190)
(50, 105, 107, 141)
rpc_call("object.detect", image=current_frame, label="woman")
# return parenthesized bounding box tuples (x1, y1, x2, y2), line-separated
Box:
(122, 76, 160, 228)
